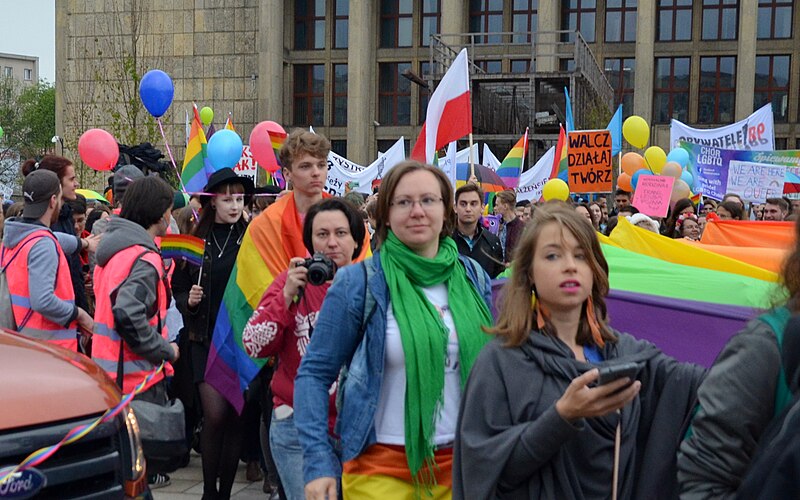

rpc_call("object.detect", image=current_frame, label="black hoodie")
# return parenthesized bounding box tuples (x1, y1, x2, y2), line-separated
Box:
(454, 330, 705, 500)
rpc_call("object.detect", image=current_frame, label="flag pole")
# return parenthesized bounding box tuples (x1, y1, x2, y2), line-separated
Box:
(469, 133, 475, 178)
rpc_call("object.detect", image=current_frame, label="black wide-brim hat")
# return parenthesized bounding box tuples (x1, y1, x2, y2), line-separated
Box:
(202, 168, 255, 205)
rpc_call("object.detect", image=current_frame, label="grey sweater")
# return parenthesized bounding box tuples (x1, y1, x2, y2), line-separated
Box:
(454, 331, 705, 500)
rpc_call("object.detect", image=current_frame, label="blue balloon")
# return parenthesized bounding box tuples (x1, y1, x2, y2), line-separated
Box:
(666, 148, 690, 168)
(631, 168, 652, 190)
(680, 169, 694, 188)
(139, 70, 174, 118)
(207, 129, 243, 170)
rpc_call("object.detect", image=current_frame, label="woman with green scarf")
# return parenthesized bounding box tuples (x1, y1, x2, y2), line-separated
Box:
(294, 161, 494, 499)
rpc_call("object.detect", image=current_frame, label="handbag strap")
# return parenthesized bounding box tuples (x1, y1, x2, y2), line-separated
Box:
(116, 249, 163, 389)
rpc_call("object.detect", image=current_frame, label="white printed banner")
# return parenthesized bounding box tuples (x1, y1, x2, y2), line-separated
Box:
(670, 103, 775, 151)
(324, 138, 406, 196)
(515, 147, 555, 202)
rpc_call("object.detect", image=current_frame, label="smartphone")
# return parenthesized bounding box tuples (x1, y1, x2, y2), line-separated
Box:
(596, 362, 641, 386)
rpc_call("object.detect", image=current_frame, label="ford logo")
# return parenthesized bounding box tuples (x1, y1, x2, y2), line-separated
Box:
(0, 467, 47, 499)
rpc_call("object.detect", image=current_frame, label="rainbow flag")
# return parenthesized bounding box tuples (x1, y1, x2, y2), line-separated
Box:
(182, 104, 214, 193)
(205, 193, 371, 412)
(225, 113, 235, 131)
(549, 124, 569, 186)
(495, 128, 528, 189)
(160, 234, 205, 267)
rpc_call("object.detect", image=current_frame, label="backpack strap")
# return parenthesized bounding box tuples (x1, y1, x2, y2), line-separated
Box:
(758, 307, 792, 417)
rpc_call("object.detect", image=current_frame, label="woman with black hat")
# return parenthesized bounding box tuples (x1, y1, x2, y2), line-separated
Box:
(172, 168, 254, 500)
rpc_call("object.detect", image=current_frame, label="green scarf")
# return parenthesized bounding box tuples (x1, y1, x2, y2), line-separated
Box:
(380, 231, 493, 486)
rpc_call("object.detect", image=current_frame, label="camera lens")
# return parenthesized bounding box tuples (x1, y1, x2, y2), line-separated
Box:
(307, 263, 327, 286)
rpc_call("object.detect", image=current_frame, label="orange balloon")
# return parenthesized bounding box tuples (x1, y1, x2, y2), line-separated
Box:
(621, 152, 645, 176)
(618, 172, 633, 192)
(662, 161, 683, 179)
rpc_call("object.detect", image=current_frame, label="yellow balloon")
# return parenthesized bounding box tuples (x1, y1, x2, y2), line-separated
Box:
(644, 146, 667, 174)
(623, 116, 650, 149)
(542, 178, 570, 201)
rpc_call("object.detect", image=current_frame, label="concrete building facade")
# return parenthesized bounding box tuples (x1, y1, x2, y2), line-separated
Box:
(0, 53, 39, 86)
(55, 0, 800, 167)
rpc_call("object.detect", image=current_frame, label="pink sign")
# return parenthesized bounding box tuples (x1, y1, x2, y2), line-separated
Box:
(633, 175, 675, 218)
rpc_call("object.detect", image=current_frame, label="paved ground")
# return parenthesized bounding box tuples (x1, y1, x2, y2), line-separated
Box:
(153, 452, 268, 499)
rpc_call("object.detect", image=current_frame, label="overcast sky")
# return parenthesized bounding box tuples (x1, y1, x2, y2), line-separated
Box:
(0, 0, 56, 82)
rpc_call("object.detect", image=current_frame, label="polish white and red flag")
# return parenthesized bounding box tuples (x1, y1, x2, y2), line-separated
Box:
(411, 48, 472, 163)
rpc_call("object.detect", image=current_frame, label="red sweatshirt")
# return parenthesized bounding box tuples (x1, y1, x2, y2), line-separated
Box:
(243, 270, 336, 425)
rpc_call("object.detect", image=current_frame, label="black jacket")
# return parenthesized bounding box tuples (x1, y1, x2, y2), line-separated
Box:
(453, 226, 504, 279)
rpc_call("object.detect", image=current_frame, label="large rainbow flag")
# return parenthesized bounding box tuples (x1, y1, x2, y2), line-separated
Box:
(205, 193, 370, 412)
(549, 124, 569, 184)
(495, 128, 528, 189)
(181, 104, 214, 193)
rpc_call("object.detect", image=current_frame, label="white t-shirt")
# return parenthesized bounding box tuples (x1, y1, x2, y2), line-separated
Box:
(374, 284, 461, 446)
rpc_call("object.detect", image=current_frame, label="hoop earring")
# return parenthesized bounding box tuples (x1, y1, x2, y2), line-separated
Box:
(585, 296, 605, 347)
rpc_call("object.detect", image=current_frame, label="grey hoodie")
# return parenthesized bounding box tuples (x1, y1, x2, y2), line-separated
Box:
(2, 218, 80, 326)
(94, 217, 174, 365)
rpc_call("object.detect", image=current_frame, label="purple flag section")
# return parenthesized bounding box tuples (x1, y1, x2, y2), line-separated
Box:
(491, 280, 760, 368)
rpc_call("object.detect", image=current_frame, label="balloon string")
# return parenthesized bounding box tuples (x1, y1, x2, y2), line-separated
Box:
(156, 118, 200, 222)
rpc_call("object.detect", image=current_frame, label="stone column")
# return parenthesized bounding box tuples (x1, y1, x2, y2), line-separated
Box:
(633, 0, 656, 124)
(735, 0, 758, 120)
(54, 2, 68, 149)
(440, 0, 466, 37)
(258, 0, 284, 122)
(347, 0, 376, 165)
(536, 0, 559, 72)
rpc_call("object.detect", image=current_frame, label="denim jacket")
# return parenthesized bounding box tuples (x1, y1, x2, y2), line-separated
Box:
(294, 250, 493, 484)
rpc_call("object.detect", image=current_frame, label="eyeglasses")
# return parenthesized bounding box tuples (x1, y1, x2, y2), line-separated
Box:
(389, 195, 443, 212)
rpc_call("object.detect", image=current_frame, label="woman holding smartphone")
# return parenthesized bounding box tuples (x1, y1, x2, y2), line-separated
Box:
(454, 203, 705, 500)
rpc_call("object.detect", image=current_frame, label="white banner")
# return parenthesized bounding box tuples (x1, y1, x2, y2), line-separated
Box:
(670, 103, 775, 151)
(482, 144, 501, 171)
(324, 138, 406, 196)
(234, 145, 258, 184)
(457, 143, 478, 165)
(515, 147, 555, 202)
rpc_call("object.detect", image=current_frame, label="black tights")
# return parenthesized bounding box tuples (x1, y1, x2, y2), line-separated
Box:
(198, 382, 242, 500)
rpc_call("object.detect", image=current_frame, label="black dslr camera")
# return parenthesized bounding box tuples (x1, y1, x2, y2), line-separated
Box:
(301, 253, 337, 286)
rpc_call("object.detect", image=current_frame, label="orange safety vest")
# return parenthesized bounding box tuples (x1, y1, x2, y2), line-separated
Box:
(91, 245, 174, 394)
(2, 229, 78, 351)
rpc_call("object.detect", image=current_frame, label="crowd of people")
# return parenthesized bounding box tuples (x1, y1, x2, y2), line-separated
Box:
(2, 129, 799, 500)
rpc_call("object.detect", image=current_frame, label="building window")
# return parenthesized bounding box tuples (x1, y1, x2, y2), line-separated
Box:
(512, 0, 538, 43)
(758, 0, 792, 39)
(421, 0, 441, 46)
(476, 60, 502, 73)
(333, 64, 348, 127)
(562, 0, 596, 43)
(295, 0, 325, 50)
(2, 67, 12, 78)
(658, 0, 693, 41)
(379, 62, 412, 125)
(331, 140, 347, 157)
(23, 68, 32, 81)
(606, 0, 637, 42)
(702, 0, 738, 40)
(754, 55, 790, 122)
(294, 64, 325, 126)
(510, 59, 534, 73)
(469, 0, 504, 44)
(334, 0, 348, 48)
(419, 61, 431, 125)
(604, 58, 635, 117)
(654, 57, 690, 124)
(381, 0, 413, 48)
(774, 138, 788, 150)
(379, 139, 409, 157)
(698, 56, 736, 123)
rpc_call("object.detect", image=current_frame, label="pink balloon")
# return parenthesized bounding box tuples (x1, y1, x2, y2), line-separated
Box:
(661, 161, 683, 179)
(670, 179, 691, 203)
(249, 121, 286, 173)
(78, 129, 119, 171)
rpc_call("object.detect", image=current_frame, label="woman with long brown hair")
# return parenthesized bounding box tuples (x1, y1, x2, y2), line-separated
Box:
(454, 202, 704, 499)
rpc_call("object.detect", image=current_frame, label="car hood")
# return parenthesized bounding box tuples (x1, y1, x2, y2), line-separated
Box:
(0, 330, 121, 430)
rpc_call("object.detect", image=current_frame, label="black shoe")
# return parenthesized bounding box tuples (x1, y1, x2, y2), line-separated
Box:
(148, 473, 171, 489)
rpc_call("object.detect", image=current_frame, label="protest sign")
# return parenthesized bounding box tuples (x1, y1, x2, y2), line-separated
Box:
(725, 160, 785, 203)
(324, 138, 406, 196)
(632, 175, 674, 217)
(683, 141, 800, 200)
(567, 130, 612, 193)
(234, 146, 258, 183)
(670, 103, 774, 151)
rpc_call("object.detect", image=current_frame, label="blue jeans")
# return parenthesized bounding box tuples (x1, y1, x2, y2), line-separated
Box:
(270, 412, 305, 500)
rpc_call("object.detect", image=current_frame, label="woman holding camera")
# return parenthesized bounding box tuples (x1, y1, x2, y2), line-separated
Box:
(171, 168, 253, 500)
(453, 203, 705, 499)
(294, 161, 494, 500)
(243, 197, 365, 500)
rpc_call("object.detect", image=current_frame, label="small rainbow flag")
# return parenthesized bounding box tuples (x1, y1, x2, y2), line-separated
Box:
(225, 113, 235, 131)
(160, 234, 205, 267)
(496, 128, 528, 189)
(549, 124, 568, 186)
(182, 104, 214, 193)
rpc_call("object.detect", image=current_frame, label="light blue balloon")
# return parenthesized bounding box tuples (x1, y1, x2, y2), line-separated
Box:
(667, 148, 690, 168)
(631, 168, 652, 190)
(680, 169, 694, 187)
(207, 129, 243, 170)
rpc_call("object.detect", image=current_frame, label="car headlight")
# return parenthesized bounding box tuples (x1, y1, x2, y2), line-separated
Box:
(123, 406, 145, 479)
